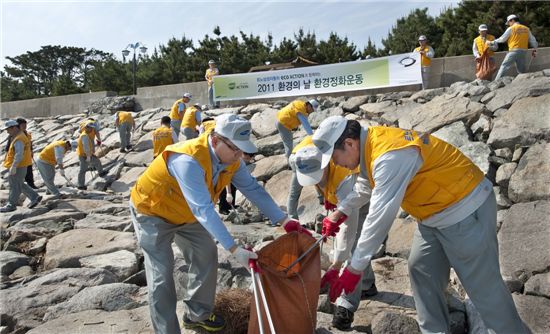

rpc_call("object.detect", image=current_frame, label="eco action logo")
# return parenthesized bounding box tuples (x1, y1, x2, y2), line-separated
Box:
(228, 82, 236, 90)
(228, 82, 249, 90)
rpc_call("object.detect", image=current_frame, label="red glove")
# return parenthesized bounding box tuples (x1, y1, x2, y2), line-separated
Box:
(321, 214, 348, 238)
(283, 219, 312, 237)
(323, 200, 337, 211)
(320, 267, 339, 289)
(329, 267, 362, 303)
(96, 140, 102, 146)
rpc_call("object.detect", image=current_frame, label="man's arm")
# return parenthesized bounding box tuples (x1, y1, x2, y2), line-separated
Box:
(81, 135, 91, 158)
(297, 113, 313, 135)
(493, 27, 511, 44)
(473, 40, 480, 58)
(337, 175, 371, 216)
(54, 146, 65, 166)
(425, 46, 435, 59)
(528, 31, 538, 49)
(12, 140, 24, 166)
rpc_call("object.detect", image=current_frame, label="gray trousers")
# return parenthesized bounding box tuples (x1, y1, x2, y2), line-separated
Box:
(36, 159, 60, 196)
(276, 121, 294, 159)
(8, 166, 39, 206)
(129, 201, 218, 334)
(181, 127, 198, 141)
(119, 122, 132, 149)
(408, 192, 528, 333)
(495, 49, 528, 80)
(421, 66, 430, 90)
(78, 156, 103, 187)
(171, 120, 182, 141)
(208, 86, 219, 108)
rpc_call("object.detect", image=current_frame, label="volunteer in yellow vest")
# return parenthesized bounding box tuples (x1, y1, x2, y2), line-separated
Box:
(205, 60, 220, 109)
(413, 35, 435, 90)
(14, 118, 38, 189)
(489, 14, 538, 80)
(1, 120, 42, 213)
(180, 104, 202, 141)
(77, 123, 107, 190)
(169, 93, 192, 140)
(198, 117, 216, 135)
(293, 143, 378, 330)
(276, 99, 319, 159)
(152, 116, 178, 159)
(129, 114, 305, 333)
(313, 116, 529, 333)
(115, 110, 136, 153)
(78, 118, 102, 148)
(473, 24, 498, 77)
(36, 140, 76, 199)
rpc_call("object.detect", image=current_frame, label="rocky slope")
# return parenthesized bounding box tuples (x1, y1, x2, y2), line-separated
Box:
(1, 70, 549, 333)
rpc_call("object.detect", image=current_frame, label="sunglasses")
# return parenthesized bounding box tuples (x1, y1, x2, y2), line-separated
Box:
(218, 136, 241, 153)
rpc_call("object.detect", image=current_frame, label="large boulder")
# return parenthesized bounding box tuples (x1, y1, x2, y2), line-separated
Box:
(385, 216, 416, 259)
(508, 143, 550, 203)
(370, 311, 421, 334)
(78, 250, 139, 281)
(73, 214, 132, 231)
(524, 272, 550, 299)
(0, 251, 31, 276)
(249, 154, 288, 182)
(512, 294, 550, 334)
(110, 167, 147, 193)
(249, 107, 279, 137)
(485, 74, 550, 112)
(341, 95, 369, 112)
(308, 106, 344, 128)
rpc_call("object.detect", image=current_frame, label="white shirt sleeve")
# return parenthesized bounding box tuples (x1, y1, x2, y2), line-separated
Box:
(54, 146, 65, 165)
(337, 175, 371, 216)
(350, 147, 423, 271)
(12, 140, 24, 166)
(425, 46, 435, 59)
(81, 135, 91, 157)
(528, 31, 538, 48)
(473, 40, 480, 58)
(494, 27, 512, 44)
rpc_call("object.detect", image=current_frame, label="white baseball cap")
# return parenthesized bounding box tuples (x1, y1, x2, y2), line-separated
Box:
(208, 59, 216, 64)
(507, 14, 518, 22)
(214, 114, 257, 154)
(478, 24, 488, 31)
(312, 116, 347, 168)
(183, 93, 192, 99)
(418, 35, 427, 41)
(294, 145, 324, 186)
(3, 120, 18, 130)
(308, 99, 320, 112)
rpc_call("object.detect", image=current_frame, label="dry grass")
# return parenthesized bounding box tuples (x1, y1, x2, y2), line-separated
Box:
(212, 288, 253, 334)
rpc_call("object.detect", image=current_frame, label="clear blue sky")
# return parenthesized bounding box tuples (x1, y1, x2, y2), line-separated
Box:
(1, 0, 457, 68)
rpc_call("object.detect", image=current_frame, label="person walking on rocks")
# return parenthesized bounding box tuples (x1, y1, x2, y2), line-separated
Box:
(490, 14, 538, 80)
(313, 116, 530, 333)
(169, 93, 192, 140)
(473, 24, 498, 80)
(152, 116, 178, 159)
(180, 104, 202, 141)
(36, 139, 76, 199)
(276, 99, 319, 159)
(1, 120, 42, 213)
(293, 142, 378, 330)
(205, 60, 220, 109)
(413, 35, 435, 90)
(79, 118, 103, 150)
(129, 114, 308, 333)
(115, 110, 136, 153)
(12, 118, 39, 189)
(76, 123, 107, 190)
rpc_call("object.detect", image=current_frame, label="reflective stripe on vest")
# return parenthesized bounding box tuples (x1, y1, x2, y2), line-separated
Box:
(170, 99, 186, 121)
(3, 132, 32, 168)
(475, 34, 495, 56)
(152, 127, 174, 158)
(277, 100, 309, 130)
(39, 140, 66, 166)
(508, 24, 530, 50)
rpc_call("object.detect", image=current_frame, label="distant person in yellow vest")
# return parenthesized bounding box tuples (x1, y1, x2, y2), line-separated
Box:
(36, 139, 76, 199)
(1, 120, 42, 213)
(413, 35, 435, 90)
(152, 116, 178, 159)
(78, 118, 102, 149)
(115, 110, 136, 153)
(77, 123, 107, 190)
(473, 24, 498, 73)
(198, 117, 216, 135)
(313, 116, 530, 333)
(205, 60, 220, 109)
(293, 142, 378, 330)
(16, 118, 38, 189)
(490, 14, 538, 80)
(129, 114, 305, 333)
(169, 93, 192, 140)
(180, 104, 202, 141)
(276, 99, 319, 159)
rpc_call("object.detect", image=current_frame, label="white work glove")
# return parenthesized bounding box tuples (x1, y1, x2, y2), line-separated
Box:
(86, 156, 91, 163)
(9, 166, 17, 176)
(231, 247, 258, 268)
(59, 168, 66, 177)
(226, 194, 234, 205)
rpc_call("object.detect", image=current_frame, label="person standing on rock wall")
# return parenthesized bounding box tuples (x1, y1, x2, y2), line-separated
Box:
(36, 139, 76, 199)
(293, 142, 378, 330)
(115, 110, 136, 153)
(180, 104, 202, 141)
(76, 123, 107, 190)
(152, 116, 178, 159)
(313, 116, 530, 333)
(1, 120, 42, 213)
(413, 35, 435, 90)
(473, 24, 499, 80)
(129, 114, 310, 333)
(276, 99, 319, 159)
(205, 60, 220, 109)
(490, 14, 538, 80)
(169, 93, 192, 141)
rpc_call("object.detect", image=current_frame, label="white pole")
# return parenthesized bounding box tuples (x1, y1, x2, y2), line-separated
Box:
(255, 272, 276, 334)
(250, 268, 265, 334)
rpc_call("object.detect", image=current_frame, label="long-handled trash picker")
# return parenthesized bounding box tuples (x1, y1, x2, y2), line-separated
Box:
(248, 251, 276, 334)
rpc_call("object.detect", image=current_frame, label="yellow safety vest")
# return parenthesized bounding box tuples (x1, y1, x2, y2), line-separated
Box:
(474, 34, 495, 57)
(130, 134, 241, 225)
(277, 100, 310, 131)
(181, 106, 199, 129)
(39, 140, 67, 166)
(206, 68, 219, 87)
(364, 126, 484, 221)
(170, 99, 186, 121)
(80, 120, 97, 141)
(152, 126, 174, 158)
(201, 120, 216, 134)
(118, 111, 133, 125)
(77, 132, 93, 157)
(507, 23, 530, 50)
(414, 46, 432, 67)
(3, 132, 32, 168)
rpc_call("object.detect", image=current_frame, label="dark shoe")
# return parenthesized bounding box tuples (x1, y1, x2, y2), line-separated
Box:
(182, 313, 225, 332)
(332, 306, 354, 331)
(0, 204, 16, 213)
(28, 195, 43, 209)
(361, 283, 378, 298)
(219, 208, 230, 215)
(28, 183, 39, 189)
(120, 148, 127, 153)
(77, 186, 87, 190)
(98, 171, 108, 177)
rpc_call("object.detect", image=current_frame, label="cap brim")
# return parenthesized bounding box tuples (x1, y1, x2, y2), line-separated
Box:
(296, 168, 324, 187)
(320, 146, 334, 169)
(232, 139, 258, 154)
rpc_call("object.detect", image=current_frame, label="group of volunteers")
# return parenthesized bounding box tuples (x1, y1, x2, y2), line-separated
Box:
(415, 13, 537, 88)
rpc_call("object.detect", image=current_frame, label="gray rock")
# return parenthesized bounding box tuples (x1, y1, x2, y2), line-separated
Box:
(317, 294, 334, 314)
(470, 114, 491, 140)
(512, 146, 524, 162)
(371, 312, 421, 334)
(512, 294, 550, 334)
(15, 210, 87, 227)
(480, 91, 496, 104)
(123, 150, 153, 167)
(78, 250, 138, 281)
(74, 214, 131, 231)
(432, 122, 470, 148)
(241, 103, 271, 116)
(508, 143, 550, 203)
(486, 74, 550, 112)
(498, 201, 550, 288)
(249, 154, 288, 182)
(28, 237, 48, 256)
(448, 81, 490, 98)
(249, 107, 279, 137)
(0, 207, 50, 227)
(110, 166, 146, 193)
(341, 95, 369, 112)
(44, 229, 137, 270)
(256, 133, 285, 156)
(524, 272, 550, 299)
(408, 87, 447, 103)
(496, 162, 517, 188)
(494, 186, 512, 209)
(309, 106, 344, 129)
(494, 147, 513, 160)
(0, 251, 31, 276)
(386, 216, 416, 259)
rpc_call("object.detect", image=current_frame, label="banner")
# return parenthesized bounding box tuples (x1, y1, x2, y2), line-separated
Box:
(213, 53, 421, 101)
